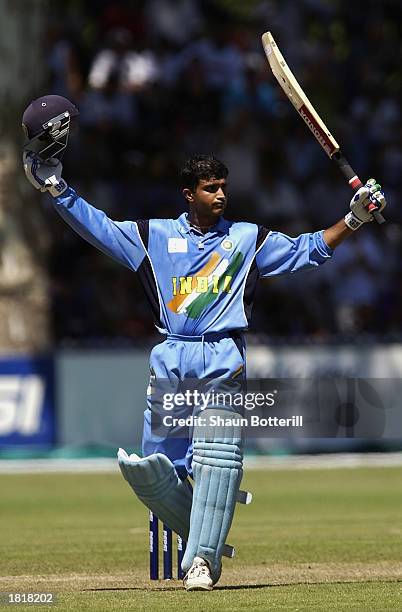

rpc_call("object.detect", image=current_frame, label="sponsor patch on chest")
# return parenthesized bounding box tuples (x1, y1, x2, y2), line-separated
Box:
(168, 238, 188, 253)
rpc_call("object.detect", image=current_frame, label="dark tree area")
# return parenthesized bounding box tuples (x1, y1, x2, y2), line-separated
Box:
(0, 0, 51, 352)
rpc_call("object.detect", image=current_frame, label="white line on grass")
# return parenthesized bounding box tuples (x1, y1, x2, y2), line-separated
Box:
(0, 453, 401, 474)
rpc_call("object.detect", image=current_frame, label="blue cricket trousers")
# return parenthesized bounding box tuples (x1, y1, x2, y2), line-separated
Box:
(142, 331, 246, 478)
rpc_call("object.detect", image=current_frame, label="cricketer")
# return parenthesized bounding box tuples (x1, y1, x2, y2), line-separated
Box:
(22, 95, 386, 591)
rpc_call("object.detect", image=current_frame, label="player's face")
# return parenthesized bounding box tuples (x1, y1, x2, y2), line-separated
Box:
(188, 178, 227, 218)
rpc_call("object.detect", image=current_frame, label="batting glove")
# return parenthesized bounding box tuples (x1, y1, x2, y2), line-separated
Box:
(345, 178, 386, 230)
(23, 151, 68, 198)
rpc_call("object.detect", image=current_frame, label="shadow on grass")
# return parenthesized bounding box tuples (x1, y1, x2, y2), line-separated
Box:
(85, 578, 402, 593)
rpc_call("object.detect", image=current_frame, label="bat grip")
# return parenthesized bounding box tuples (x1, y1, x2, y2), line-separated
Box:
(332, 152, 385, 225)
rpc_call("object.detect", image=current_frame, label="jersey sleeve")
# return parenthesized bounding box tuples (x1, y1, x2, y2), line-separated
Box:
(51, 187, 147, 271)
(256, 228, 333, 277)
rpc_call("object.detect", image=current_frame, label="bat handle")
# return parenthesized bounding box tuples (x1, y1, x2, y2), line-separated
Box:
(332, 152, 385, 225)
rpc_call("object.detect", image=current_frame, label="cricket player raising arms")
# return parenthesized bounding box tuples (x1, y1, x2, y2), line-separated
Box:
(22, 95, 386, 591)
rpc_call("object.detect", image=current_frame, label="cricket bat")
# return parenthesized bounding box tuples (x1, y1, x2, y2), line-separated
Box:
(262, 31, 385, 224)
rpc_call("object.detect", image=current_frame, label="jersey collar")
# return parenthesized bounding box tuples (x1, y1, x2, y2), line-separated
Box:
(177, 212, 230, 236)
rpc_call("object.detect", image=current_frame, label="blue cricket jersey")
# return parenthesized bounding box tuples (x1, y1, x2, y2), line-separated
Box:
(53, 188, 333, 335)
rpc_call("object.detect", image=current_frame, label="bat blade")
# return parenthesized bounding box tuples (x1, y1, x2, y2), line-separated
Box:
(261, 31, 385, 224)
(262, 31, 339, 158)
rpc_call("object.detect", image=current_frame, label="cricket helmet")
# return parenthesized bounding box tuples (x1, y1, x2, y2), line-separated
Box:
(22, 95, 79, 161)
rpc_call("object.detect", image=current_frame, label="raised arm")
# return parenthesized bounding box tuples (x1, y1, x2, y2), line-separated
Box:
(256, 177, 387, 275)
(256, 229, 333, 277)
(322, 219, 353, 249)
(23, 152, 147, 271)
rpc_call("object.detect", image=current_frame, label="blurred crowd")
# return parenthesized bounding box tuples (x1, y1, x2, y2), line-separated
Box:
(44, 0, 402, 345)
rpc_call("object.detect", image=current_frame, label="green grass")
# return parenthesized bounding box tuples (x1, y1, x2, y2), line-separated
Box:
(1, 467, 402, 610)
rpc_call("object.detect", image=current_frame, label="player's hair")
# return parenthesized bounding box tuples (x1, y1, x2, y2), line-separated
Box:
(180, 154, 228, 191)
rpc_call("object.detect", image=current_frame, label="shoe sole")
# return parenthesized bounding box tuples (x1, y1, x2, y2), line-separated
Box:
(185, 584, 213, 592)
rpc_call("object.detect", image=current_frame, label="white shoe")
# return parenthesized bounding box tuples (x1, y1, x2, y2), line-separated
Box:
(183, 557, 213, 591)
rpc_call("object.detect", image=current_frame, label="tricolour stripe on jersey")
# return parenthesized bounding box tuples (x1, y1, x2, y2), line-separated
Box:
(176, 258, 230, 314)
(167, 251, 221, 313)
(185, 252, 244, 319)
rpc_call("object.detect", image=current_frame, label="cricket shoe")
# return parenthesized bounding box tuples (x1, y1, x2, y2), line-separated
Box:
(183, 557, 213, 591)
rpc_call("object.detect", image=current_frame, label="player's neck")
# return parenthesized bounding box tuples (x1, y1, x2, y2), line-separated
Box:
(188, 211, 219, 234)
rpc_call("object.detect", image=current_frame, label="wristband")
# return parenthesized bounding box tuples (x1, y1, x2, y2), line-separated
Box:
(344, 211, 364, 231)
(42, 175, 68, 198)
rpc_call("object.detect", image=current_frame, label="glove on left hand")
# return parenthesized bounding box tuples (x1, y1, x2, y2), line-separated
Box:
(345, 178, 386, 230)
(23, 151, 68, 197)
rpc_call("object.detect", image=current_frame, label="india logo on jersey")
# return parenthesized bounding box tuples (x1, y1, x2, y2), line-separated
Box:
(168, 251, 243, 318)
